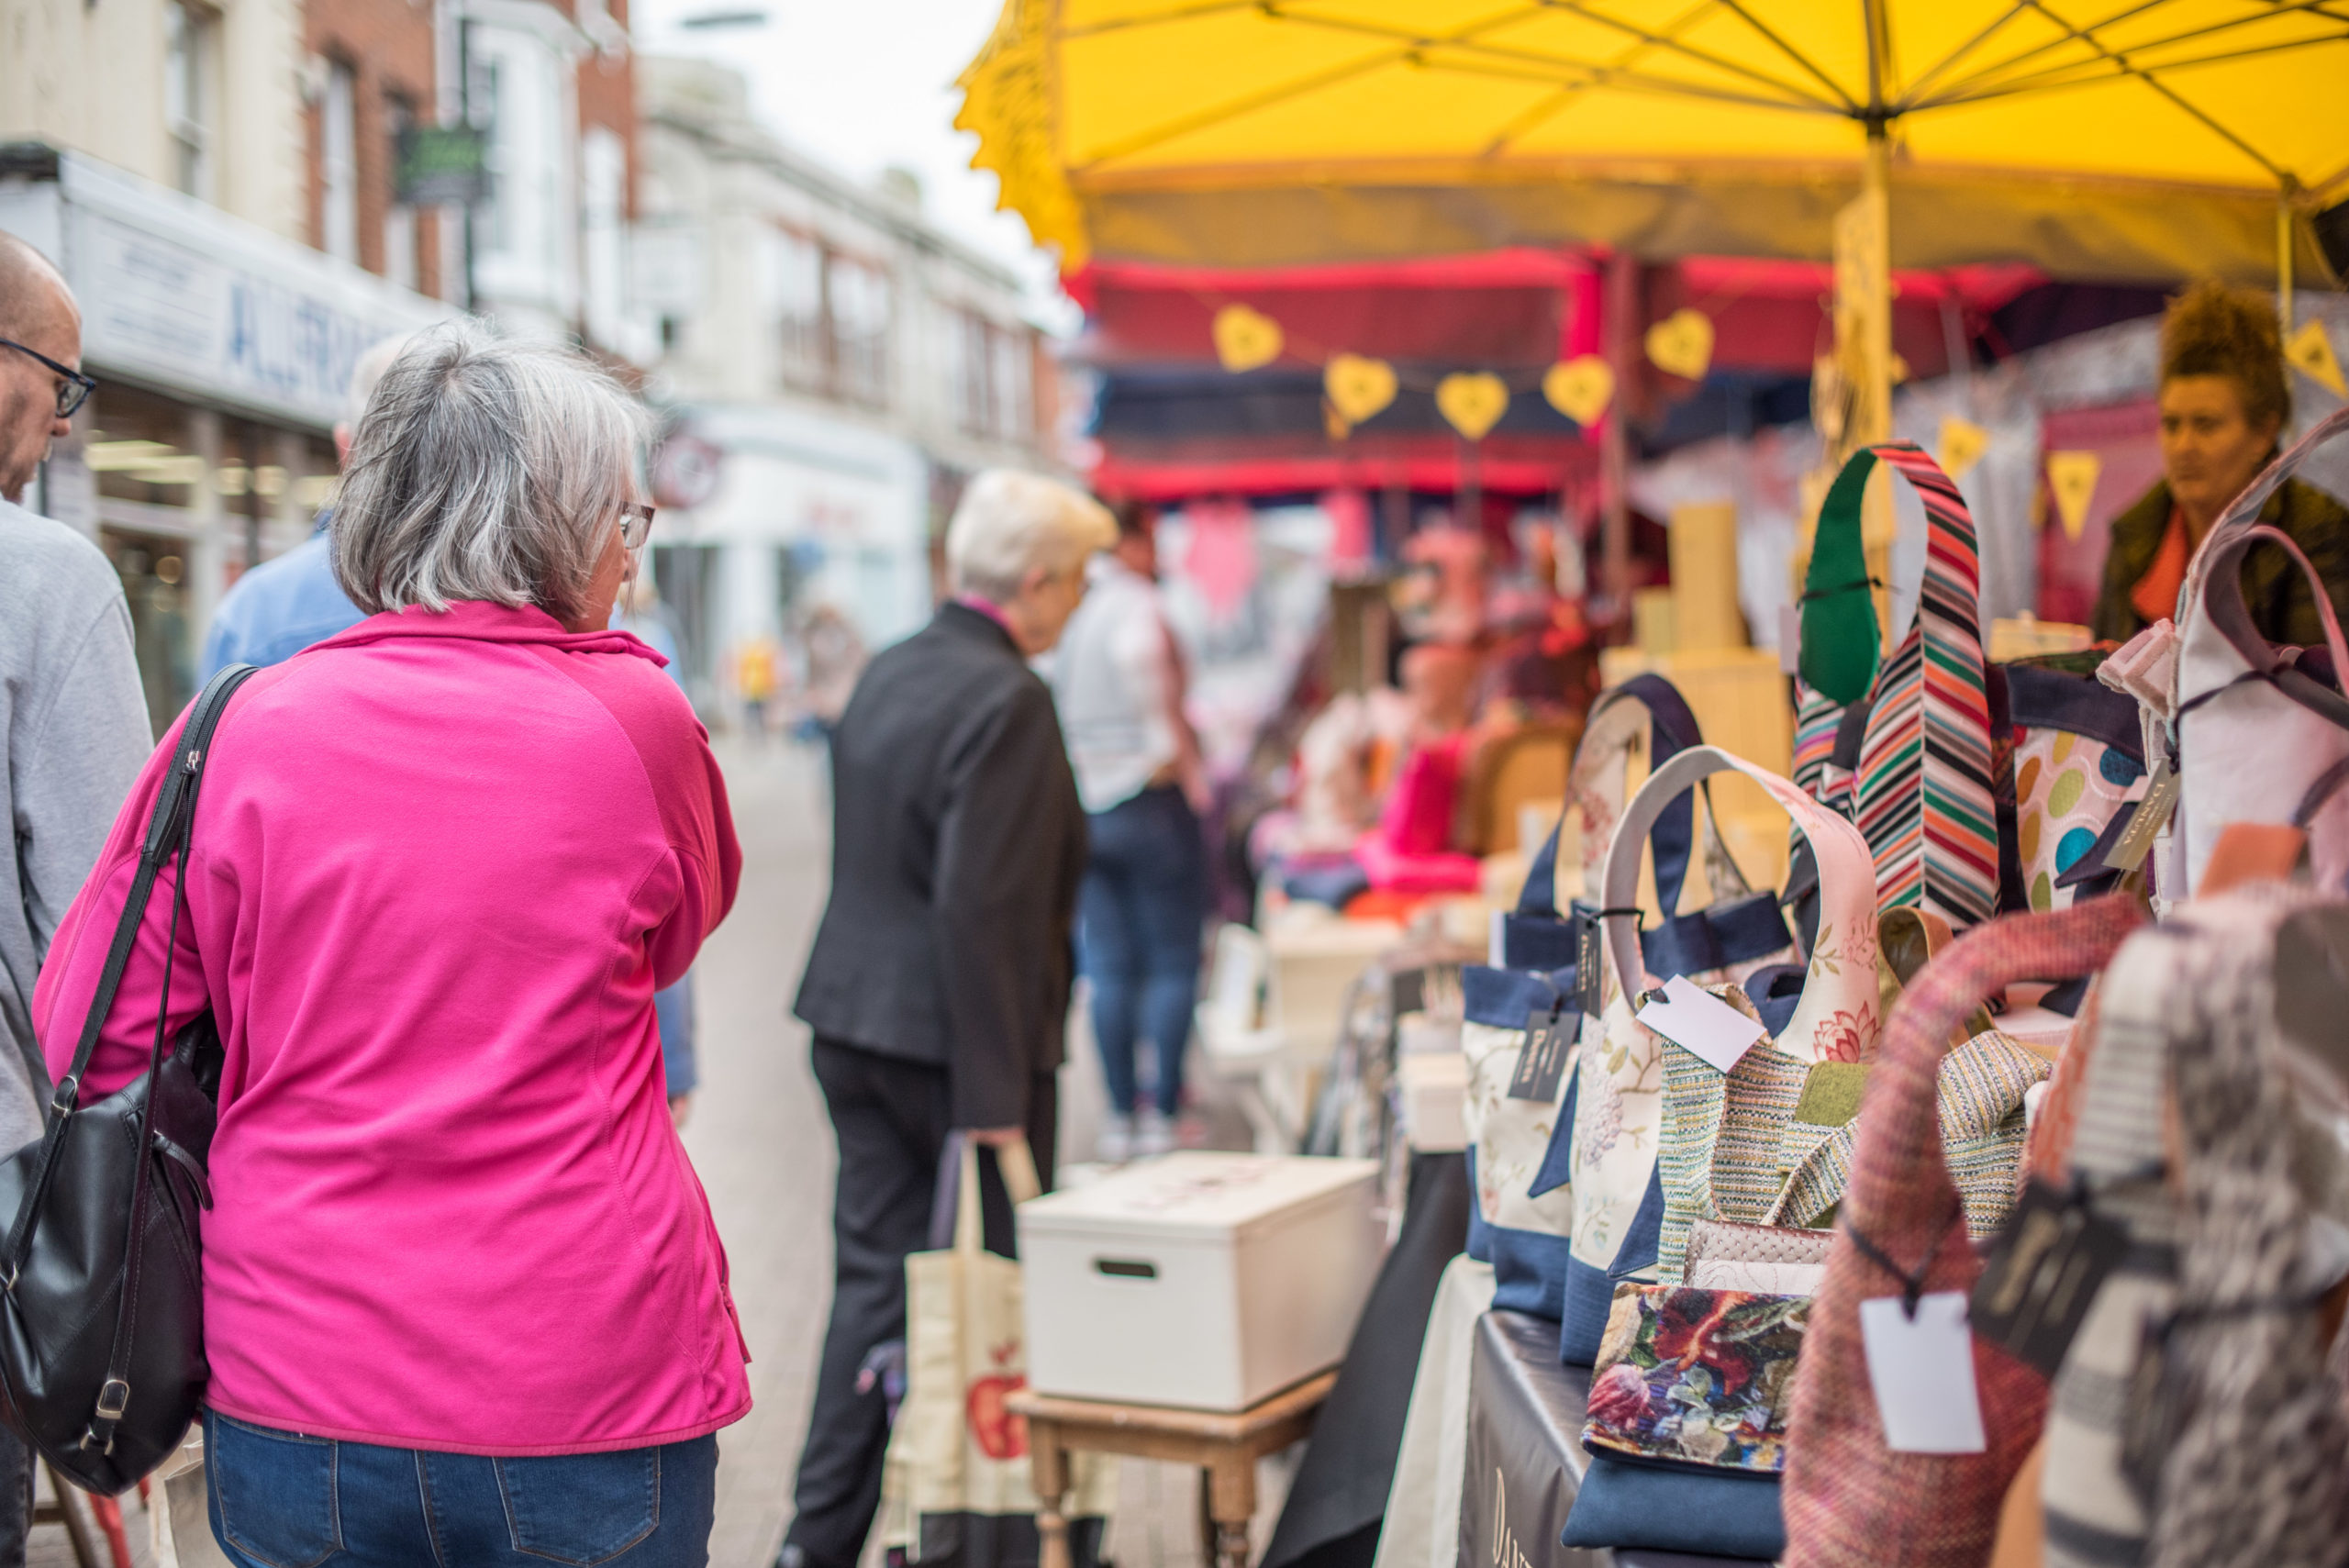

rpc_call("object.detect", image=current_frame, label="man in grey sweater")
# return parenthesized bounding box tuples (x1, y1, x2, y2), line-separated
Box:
(0, 234, 154, 1558)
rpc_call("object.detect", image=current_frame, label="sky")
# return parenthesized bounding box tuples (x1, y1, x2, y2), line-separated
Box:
(628, 0, 1072, 325)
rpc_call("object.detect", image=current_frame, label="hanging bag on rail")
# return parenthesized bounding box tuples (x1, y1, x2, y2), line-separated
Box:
(2172, 406, 2349, 899)
(0, 663, 257, 1495)
(1777, 895, 2146, 1568)
(1798, 441, 2000, 931)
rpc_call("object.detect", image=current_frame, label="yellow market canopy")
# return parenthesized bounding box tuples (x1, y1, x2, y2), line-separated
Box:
(957, 0, 2349, 284)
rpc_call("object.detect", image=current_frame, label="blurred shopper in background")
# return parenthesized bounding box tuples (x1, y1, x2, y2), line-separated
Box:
(0, 231, 151, 1568)
(197, 333, 410, 679)
(617, 573, 705, 1129)
(737, 632, 782, 739)
(784, 471, 1112, 1568)
(2093, 278, 2349, 643)
(792, 602, 866, 742)
(35, 322, 744, 1566)
(1052, 499, 1209, 1162)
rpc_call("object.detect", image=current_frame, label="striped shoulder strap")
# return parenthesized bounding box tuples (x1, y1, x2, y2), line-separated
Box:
(1842, 442, 1998, 929)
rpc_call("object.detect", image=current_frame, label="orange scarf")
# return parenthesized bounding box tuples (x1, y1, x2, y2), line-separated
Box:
(2129, 504, 2192, 625)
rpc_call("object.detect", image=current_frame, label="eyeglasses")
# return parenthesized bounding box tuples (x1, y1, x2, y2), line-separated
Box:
(618, 502, 655, 551)
(0, 339, 96, 420)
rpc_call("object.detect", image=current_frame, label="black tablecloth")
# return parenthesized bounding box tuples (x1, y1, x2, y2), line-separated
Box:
(1462, 1311, 1774, 1568)
(1261, 1151, 1471, 1568)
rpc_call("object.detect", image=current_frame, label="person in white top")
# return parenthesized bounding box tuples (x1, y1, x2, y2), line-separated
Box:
(1052, 500, 1209, 1161)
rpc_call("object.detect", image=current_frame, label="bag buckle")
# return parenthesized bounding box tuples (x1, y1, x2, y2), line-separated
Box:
(48, 1077, 76, 1116)
(94, 1379, 129, 1421)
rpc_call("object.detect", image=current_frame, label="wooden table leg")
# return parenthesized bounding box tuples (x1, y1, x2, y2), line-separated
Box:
(1205, 1453, 1257, 1568)
(1029, 1416, 1073, 1568)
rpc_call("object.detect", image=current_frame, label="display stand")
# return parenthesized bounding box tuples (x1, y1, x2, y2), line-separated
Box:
(1012, 1372, 1338, 1568)
(1463, 1311, 1773, 1568)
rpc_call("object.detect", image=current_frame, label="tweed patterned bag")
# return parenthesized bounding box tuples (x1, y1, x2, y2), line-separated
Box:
(1779, 895, 2147, 1568)
(1641, 749, 1882, 1284)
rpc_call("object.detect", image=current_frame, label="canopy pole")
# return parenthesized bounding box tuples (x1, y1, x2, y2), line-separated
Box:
(2279, 195, 2296, 336)
(1859, 126, 1894, 452)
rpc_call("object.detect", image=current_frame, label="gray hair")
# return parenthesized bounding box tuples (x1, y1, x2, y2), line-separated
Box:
(944, 471, 1115, 602)
(332, 322, 649, 623)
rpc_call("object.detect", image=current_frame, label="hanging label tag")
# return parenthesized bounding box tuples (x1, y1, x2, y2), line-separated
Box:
(1507, 1006, 1575, 1101)
(2103, 761, 2178, 873)
(1575, 913, 1606, 1018)
(1968, 1179, 2129, 1376)
(1635, 974, 1766, 1073)
(1859, 1293, 1988, 1453)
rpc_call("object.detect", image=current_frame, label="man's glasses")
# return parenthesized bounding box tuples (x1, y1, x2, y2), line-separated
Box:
(0, 339, 96, 420)
(618, 502, 655, 551)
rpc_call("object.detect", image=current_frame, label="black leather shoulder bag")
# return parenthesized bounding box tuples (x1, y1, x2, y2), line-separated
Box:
(0, 662, 256, 1494)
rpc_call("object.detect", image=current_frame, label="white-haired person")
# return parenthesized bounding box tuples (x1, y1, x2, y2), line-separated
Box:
(784, 471, 1114, 1568)
(198, 330, 412, 677)
(36, 321, 744, 1564)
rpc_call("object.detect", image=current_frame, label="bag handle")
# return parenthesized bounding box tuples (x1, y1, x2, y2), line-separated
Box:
(1830, 895, 2144, 1309)
(2192, 405, 2349, 578)
(937, 1132, 1043, 1261)
(1798, 440, 1984, 703)
(1, 663, 257, 1292)
(2178, 522, 2349, 733)
(1598, 744, 1876, 1062)
(1520, 673, 1745, 924)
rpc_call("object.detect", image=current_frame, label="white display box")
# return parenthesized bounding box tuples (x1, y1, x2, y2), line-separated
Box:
(1019, 1152, 1383, 1411)
(1397, 1052, 1468, 1152)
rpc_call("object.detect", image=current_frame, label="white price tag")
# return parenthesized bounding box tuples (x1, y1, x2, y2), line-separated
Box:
(1859, 1292, 1988, 1454)
(1634, 974, 1767, 1073)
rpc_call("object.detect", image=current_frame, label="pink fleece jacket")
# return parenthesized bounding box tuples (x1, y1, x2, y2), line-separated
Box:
(31, 602, 747, 1456)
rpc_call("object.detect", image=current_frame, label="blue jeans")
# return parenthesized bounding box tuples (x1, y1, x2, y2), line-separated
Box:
(204, 1411, 718, 1567)
(1079, 785, 1206, 1118)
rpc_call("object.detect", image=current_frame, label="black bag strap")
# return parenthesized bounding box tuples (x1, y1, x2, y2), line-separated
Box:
(1, 663, 257, 1291)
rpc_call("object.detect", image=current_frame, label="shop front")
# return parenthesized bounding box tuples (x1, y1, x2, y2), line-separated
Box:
(0, 145, 452, 732)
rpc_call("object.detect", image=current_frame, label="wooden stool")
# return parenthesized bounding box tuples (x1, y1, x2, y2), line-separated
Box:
(1009, 1372, 1336, 1568)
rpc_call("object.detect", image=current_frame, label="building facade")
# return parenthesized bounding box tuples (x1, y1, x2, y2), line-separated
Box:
(1, 0, 653, 729)
(634, 55, 1062, 704)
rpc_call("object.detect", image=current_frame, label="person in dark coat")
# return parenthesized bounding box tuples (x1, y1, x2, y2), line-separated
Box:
(2092, 278, 2349, 647)
(782, 471, 1113, 1568)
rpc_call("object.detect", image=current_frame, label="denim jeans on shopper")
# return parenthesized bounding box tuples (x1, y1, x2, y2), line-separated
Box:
(204, 1410, 718, 1567)
(1080, 784, 1207, 1119)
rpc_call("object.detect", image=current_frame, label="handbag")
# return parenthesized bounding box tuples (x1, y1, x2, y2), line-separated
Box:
(1459, 964, 1579, 1317)
(1558, 1283, 1801, 1559)
(2174, 406, 2349, 897)
(0, 662, 255, 1495)
(880, 1134, 1115, 1568)
(1798, 441, 2000, 930)
(1557, 745, 1813, 1362)
(1778, 895, 2146, 1568)
(1643, 747, 1884, 1286)
(2001, 659, 2149, 914)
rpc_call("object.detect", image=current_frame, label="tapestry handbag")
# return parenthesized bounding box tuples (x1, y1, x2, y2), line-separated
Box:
(1799, 441, 2001, 931)
(1464, 673, 1759, 1316)
(2174, 406, 2349, 897)
(1778, 895, 2146, 1568)
(1557, 746, 1806, 1362)
(1558, 1282, 1800, 1560)
(1644, 747, 1884, 1286)
(0, 663, 257, 1494)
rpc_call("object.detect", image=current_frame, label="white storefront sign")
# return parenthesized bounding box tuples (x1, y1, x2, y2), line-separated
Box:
(0, 150, 453, 431)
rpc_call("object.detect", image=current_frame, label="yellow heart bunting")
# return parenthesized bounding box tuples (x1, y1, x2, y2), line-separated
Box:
(1644, 308, 1714, 381)
(1938, 416, 1989, 480)
(2046, 450, 2103, 541)
(1324, 354, 1398, 424)
(1542, 356, 1615, 426)
(1212, 305, 1284, 373)
(1436, 373, 1509, 441)
(2286, 319, 2347, 398)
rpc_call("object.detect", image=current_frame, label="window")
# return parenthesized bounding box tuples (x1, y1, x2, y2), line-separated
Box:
(828, 254, 892, 409)
(952, 310, 1032, 442)
(763, 229, 825, 392)
(163, 1, 216, 201)
(320, 61, 360, 263)
(383, 96, 418, 289)
(580, 127, 627, 349)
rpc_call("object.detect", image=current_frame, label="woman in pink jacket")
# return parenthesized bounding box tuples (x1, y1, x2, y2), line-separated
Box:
(32, 324, 745, 1566)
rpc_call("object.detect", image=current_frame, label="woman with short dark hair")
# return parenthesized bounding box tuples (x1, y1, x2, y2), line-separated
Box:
(2092, 279, 2349, 644)
(34, 321, 745, 1566)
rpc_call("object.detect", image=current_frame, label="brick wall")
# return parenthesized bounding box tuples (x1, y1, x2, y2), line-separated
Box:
(301, 0, 440, 295)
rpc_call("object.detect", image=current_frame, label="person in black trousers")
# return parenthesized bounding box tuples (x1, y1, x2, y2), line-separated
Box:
(782, 471, 1113, 1568)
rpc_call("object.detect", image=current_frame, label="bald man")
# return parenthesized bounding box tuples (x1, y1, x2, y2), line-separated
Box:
(0, 232, 149, 1559)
